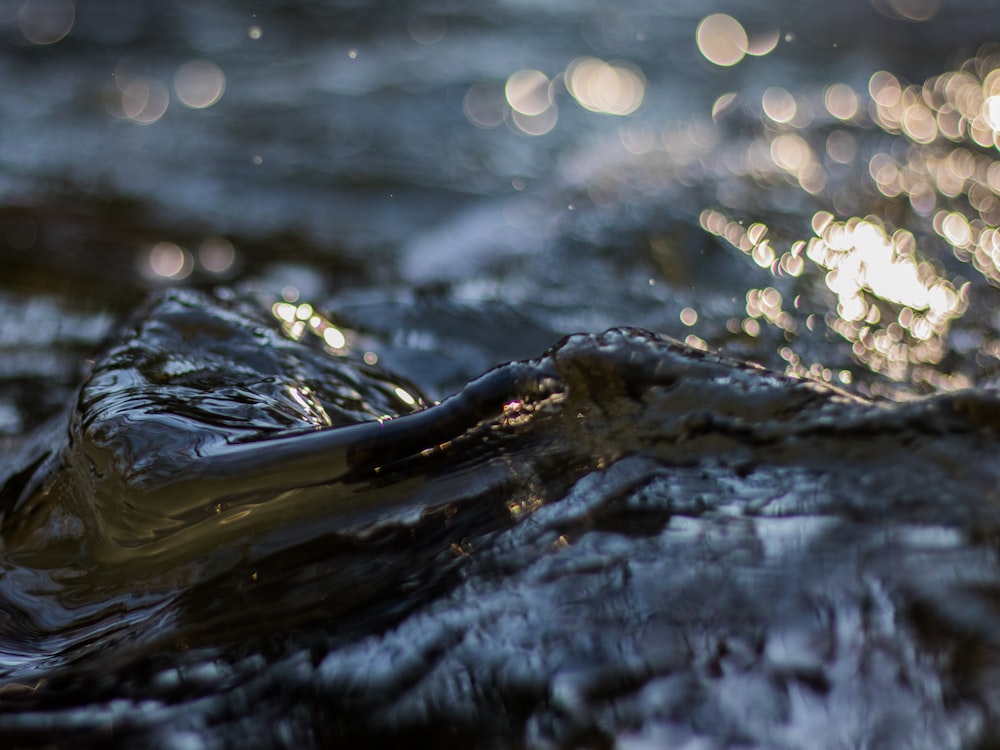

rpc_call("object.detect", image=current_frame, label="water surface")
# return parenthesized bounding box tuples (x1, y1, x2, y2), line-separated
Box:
(2, 2, 1000, 748)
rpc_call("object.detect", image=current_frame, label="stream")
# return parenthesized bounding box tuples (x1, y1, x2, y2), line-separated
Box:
(2, 1, 1000, 748)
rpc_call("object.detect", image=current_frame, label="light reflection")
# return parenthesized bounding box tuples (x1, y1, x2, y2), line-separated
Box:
(702, 206, 966, 384)
(826, 130, 858, 164)
(824, 84, 859, 121)
(747, 29, 780, 57)
(510, 105, 558, 136)
(272, 302, 296, 324)
(323, 327, 346, 350)
(147, 242, 193, 281)
(684, 334, 708, 351)
(872, 0, 942, 22)
(105, 64, 170, 125)
(393, 387, 417, 407)
(19, 0, 74, 45)
(565, 57, 645, 116)
(505, 70, 552, 116)
(173, 60, 225, 109)
(762, 87, 796, 124)
(553, 41, 1000, 395)
(197, 237, 236, 275)
(769, 133, 827, 194)
(712, 92, 738, 121)
(272, 299, 349, 353)
(696, 14, 748, 67)
(464, 82, 506, 129)
(407, 14, 447, 45)
(503, 69, 558, 135)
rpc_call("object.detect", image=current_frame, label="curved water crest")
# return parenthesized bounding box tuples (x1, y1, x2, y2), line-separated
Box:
(3, 290, 1000, 747)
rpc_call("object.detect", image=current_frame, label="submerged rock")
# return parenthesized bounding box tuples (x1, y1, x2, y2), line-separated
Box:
(2, 289, 1000, 748)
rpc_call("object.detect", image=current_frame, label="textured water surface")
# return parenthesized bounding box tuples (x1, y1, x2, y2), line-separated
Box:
(3, 1, 1000, 748)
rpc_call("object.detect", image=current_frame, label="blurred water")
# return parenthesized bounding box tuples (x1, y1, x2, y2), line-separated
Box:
(2, 1, 1000, 748)
(2, 0, 1000, 404)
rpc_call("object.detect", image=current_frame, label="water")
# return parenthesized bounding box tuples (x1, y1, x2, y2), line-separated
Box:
(2, 1, 1000, 747)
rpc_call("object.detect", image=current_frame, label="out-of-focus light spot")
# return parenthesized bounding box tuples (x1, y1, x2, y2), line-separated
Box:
(565, 57, 646, 116)
(826, 130, 857, 164)
(148, 242, 192, 280)
(752, 240, 776, 267)
(348, 49, 357, 59)
(619, 124, 657, 155)
(363, 352, 378, 365)
(742, 318, 761, 337)
(902, 102, 937, 144)
(824, 83, 859, 120)
(105, 65, 170, 125)
(685, 334, 708, 351)
(463, 82, 505, 129)
(770, 133, 811, 173)
(198, 237, 236, 274)
(407, 14, 447, 45)
(984, 96, 1000, 133)
(505, 69, 552, 116)
(394, 387, 417, 406)
(323, 327, 346, 350)
(248, 25, 262, 40)
(747, 28, 780, 57)
(873, 0, 942, 22)
(869, 71, 901, 109)
(680, 307, 698, 326)
(762, 87, 796, 124)
(510, 105, 558, 136)
(838, 369, 853, 385)
(745, 287, 790, 331)
(271, 297, 357, 355)
(941, 211, 972, 248)
(174, 60, 225, 109)
(696, 14, 748, 67)
(272, 302, 297, 323)
(712, 92, 738, 121)
(19, 0, 74, 45)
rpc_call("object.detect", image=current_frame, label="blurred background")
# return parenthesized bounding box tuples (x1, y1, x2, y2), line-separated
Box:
(1, 0, 999, 438)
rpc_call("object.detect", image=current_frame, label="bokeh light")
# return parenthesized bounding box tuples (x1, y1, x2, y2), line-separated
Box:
(407, 14, 447, 45)
(505, 70, 552, 116)
(272, 299, 348, 353)
(463, 82, 506, 129)
(696, 14, 748, 67)
(762, 87, 796, 124)
(872, 0, 942, 22)
(19, 0, 74, 45)
(824, 84, 859, 120)
(197, 237, 236, 275)
(565, 57, 646, 116)
(174, 60, 226, 109)
(146, 242, 193, 281)
(105, 63, 170, 125)
(504, 69, 558, 136)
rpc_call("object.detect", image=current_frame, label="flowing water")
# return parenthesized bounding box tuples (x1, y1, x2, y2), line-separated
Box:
(3, 1, 1000, 748)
